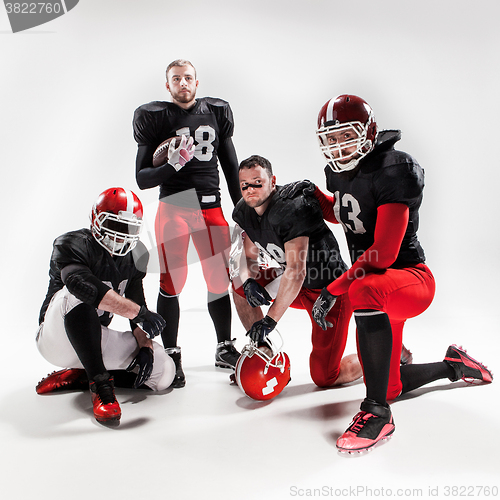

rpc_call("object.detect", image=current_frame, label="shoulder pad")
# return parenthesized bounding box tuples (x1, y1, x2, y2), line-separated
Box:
(374, 155, 424, 203)
(131, 241, 149, 274)
(134, 101, 170, 114)
(133, 103, 168, 145)
(202, 97, 230, 108)
(52, 229, 94, 262)
(268, 193, 323, 240)
(374, 130, 401, 150)
(232, 198, 249, 227)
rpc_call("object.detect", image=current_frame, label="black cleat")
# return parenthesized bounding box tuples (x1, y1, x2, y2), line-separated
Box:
(165, 346, 186, 388)
(400, 344, 413, 365)
(215, 339, 240, 370)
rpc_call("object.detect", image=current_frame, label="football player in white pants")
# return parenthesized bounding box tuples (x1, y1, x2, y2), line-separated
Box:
(36, 187, 175, 425)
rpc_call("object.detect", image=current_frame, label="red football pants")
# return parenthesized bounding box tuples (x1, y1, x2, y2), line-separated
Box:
(155, 202, 231, 296)
(233, 270, 352, 387)
(348, 263, 436, 399)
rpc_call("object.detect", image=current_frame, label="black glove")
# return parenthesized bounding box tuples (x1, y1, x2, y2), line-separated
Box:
(312, 288, 337, 331)
(246, 315, 277, 343)
(126, 346, 154, 388)
(279, 180, 316, 199)
(243, 278, 272, 307)
(132, 306, 166, 339)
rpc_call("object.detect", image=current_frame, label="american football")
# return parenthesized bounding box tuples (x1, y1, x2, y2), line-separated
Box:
(152, 136, 182, 167)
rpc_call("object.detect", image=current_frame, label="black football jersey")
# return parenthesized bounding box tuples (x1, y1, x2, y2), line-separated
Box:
(133, 97, 235, 207)
(324, 130, 426, 268)
(39, 229, 149, 326)
(232, 187, 347, 289)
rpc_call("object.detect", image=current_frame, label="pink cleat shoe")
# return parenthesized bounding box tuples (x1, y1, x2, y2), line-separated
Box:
(444, 345, 493, 384)
(337, 399, 395, 453)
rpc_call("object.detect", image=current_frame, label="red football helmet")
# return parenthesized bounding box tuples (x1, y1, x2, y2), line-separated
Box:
(235, 332, 291, 401)
(90, 187, 143, 256)
(317, 94, 377, 172)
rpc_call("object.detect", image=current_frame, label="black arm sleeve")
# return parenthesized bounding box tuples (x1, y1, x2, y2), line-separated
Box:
(135, 144, 178, 190)
(218, 137, 241, 205)
(125, 273, 147, 331)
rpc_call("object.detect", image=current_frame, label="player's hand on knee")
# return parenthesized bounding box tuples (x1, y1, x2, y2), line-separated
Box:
(126, 346, 154, 388)
(243, 278, 272, 307)
(167, 135, 195, 171)
(247, 315, 277, 343)
(279, 180, 316, 199)
(312, 288, 337, 331)
(132, 306, 166, 339)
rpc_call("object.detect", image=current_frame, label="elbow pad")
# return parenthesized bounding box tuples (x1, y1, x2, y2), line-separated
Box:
(62, 265, 110, 307)
(65, 273, 98, 305)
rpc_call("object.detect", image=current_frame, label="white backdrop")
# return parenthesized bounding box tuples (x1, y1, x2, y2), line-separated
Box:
(1, 1, 499, 499)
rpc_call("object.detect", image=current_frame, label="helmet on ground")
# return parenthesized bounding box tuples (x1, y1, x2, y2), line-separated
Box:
(235, 331, 291, 401)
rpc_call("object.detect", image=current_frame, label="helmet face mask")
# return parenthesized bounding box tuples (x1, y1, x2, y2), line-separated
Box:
(317, 95, 377, 173)
(90, 188, 143, 256)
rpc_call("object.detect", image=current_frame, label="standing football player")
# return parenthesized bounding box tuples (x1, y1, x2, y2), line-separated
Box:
(284, 95, 493, 452)
(133, 59, 241, 388)
(231, 155, 362, 390)
(36, 187, 175, 426)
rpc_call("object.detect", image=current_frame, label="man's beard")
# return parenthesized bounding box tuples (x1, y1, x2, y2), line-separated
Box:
(173, 89, 195, 103)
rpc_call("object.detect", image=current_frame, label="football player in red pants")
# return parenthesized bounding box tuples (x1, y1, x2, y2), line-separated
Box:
(283, 95, 493, 453)
(231, 155, 362, 391)
(133, 59, 242, 387)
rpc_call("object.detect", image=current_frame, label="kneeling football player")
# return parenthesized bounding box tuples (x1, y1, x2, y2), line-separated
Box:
(231, 155, 362, 392)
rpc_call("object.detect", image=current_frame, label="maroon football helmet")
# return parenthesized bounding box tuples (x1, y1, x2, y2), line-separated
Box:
(90, 187, 143, 256)
(317, 94, 377, 172)
(235, 332, 291, 401)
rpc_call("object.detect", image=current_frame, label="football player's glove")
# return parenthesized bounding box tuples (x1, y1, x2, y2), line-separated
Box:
(279, 180, 316, 199)
(167, 134, 195, 171)
(243, 278, 272, 307)
(312, 288, 337, 330)
(132, 306, 166, 339)
(126, 347, 154, 388)
(246, 315, 277, 343)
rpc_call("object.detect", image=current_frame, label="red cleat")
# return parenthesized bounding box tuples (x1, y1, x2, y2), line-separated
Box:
(90, 373, 121, 424)
(36, 368, 88, 395)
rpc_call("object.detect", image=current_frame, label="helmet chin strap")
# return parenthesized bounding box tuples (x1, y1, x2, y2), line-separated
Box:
(329, 156, 361, 173)
(99, 232, 136, 256)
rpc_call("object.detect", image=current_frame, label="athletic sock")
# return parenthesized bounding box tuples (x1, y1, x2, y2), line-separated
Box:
(207, 292, 232, 343)
(400, 362, 456, 394)
(64, 303, 106, 380)
(355, 310, 393, 406)
(157, 290, 180, 348)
